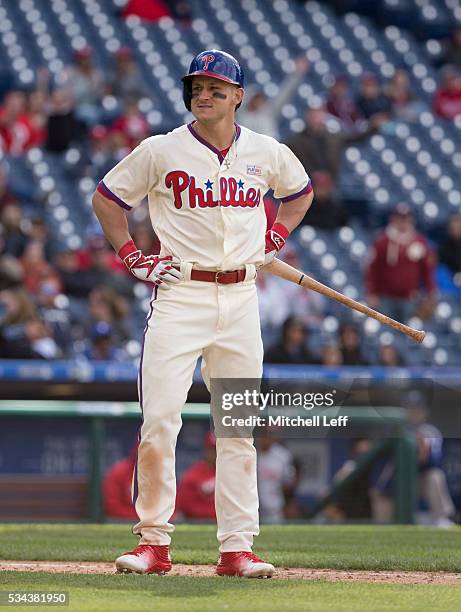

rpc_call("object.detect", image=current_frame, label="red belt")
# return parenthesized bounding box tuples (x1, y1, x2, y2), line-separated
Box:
(176, 268, 246, 284)
(191, 269, 246, 284)
(172, 265, 247, 284)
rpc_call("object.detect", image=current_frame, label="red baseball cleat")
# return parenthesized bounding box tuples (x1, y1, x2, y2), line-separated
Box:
(115, 544, 172, 575)
(217, 552, 275, 578)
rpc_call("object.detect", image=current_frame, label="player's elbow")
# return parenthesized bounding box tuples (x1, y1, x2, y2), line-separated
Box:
(297, 190, 314, 214)
(92, 189, 111, 219)
(92, 189, 104, 210)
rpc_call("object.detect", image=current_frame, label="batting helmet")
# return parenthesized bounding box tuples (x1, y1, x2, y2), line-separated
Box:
(182, 49, 244, 111)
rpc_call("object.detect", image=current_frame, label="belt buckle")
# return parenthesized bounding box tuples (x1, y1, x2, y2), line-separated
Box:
(215, 271, 227, 284)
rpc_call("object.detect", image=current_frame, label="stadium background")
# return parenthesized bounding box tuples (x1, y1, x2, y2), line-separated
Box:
(1, 0, 461, 525)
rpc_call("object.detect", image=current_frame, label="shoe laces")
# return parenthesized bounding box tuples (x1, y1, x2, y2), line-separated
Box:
(241, 552, 263, 563)
(128, 545, 170, 561)
(221, 551, 264, 563)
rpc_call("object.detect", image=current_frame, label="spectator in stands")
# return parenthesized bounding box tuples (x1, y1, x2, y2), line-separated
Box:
(0, 288, 58, 359)
(302, 171, 348, 229)
(433, 65, 461, 120)
(0, 287, 37, 326)
(0, 90, 41, 155)
(405, 391, 456, 527)
(384, 68, 421, 121)
(55, 238, 130, 300)
(106, 129, 131, 164)
(77, 234, 132, 296)
(45, 88, 80, 153)
(324, 438, 373, 522)
(325, 75, 361, 131)
(257, 246, 325, 331)
(27, 89, 47, 149)
(35, 273, 71, 355)
(0, 162, 18, 212)
(286, 106, 384, 183)
(22, 318, 61, 359)
(28, 217, 52, 261)
(53, 246, 87, 298)
(441, 26, 461, 69)
(373, 391, 458, 525)
(20, 240, 61, 296)
(107, 48, 147, 100)
(167, 0, 192, 25)
(365, 203, 436, 322)
(238, 57, 309, 139)
(321, 343, 343, 366)
(438, 214, 461, 276)
(256, 427, 298, 523)
(264, 316, 317, 364)
(122, 0, 171, 21)
(355, 72, 392, 121)
(0, 253, 23, 291)
(86, 125, 118, 178)
(103, 441, 138, 519)
(175, 431, 216, 520)
(87, 286, 129, 343)
(378, 342, 404, 367)
(63, 47, 104, 125)
(339, 322, 369, 365)
(83, 321, 125, 361)
(257, 271, 292, 333)
(111, 99, 150, 150)
(1, 203, 27, 258)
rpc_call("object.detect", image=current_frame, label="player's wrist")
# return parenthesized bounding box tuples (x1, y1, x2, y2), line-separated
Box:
(266, 222, 290, 253)
(271, 223, 290, 242)
(118, 239, 149, 272)
(118, 239, 138, 262)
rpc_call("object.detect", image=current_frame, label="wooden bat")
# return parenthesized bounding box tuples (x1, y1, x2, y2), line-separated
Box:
(265, 258, 426, 344)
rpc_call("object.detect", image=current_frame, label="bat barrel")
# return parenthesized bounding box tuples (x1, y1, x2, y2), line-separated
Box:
(266, 259, 427, 345)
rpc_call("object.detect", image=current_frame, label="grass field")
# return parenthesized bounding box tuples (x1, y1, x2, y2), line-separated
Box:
(1, 524, 460, 611)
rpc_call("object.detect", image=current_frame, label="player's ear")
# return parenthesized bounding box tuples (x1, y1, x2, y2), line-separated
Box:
(235, 87, 244, 109)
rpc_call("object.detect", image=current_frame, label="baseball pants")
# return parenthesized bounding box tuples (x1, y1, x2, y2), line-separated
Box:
(132, 264, 263, 552)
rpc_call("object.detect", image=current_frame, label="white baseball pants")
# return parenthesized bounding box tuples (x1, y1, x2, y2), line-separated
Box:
(132, 267, 263, 552)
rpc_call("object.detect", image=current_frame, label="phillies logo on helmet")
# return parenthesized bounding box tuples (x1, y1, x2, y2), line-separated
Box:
(201, 54, 215, 71)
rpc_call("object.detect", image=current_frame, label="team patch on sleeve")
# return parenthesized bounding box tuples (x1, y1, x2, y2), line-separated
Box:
(97, 180, 132, 211)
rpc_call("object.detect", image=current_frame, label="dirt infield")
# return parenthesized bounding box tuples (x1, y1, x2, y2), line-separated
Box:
(1, 561, 461, 584)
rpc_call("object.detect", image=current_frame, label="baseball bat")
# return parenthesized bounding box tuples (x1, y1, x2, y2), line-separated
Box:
(265, 258, 426, 344)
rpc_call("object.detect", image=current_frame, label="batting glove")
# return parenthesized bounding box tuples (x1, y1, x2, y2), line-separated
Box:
(264, 223, 289, 265)
(118, 240, 183, 289)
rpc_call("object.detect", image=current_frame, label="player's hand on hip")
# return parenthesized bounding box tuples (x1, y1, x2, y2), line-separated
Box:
(118, 240, 184, 288)
(264, 222, 290, 265)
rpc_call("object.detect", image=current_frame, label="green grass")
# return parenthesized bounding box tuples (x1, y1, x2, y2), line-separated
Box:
(0, 572, 460, 612)
(1, 524, 461, 572)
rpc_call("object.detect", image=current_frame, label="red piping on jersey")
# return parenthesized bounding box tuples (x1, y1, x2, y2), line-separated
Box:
(280, 180, 313, 203)
(97, 180, 132, 210)
(187, 122, 241, 165)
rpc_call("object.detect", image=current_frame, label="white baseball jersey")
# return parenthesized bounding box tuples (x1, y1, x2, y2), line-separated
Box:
(98, 122, 312, 270)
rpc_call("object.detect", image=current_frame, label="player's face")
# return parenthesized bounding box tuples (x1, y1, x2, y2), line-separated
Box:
(190, 76, 243, 122)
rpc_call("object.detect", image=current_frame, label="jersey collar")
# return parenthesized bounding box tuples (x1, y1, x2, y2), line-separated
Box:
(187, 122, 241, 165)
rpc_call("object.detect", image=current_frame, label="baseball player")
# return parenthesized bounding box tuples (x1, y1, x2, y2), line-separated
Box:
(92, 50, 313, 578)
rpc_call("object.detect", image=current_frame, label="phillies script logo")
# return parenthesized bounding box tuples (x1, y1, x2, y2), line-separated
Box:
(202, 54, 215, 71)
(165, 171, 261, 209)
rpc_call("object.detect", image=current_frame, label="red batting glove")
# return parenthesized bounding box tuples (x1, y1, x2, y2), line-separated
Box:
(264, 223, 289, 265)
(118, 240, 183, 288)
